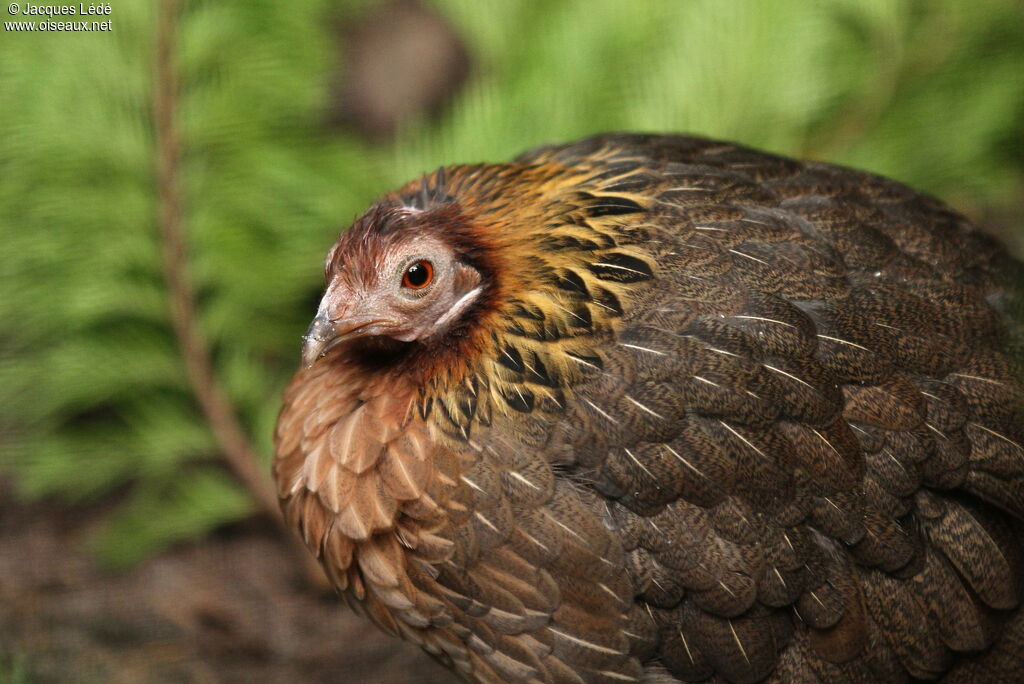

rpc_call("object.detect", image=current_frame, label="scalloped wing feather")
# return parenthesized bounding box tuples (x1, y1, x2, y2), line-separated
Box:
(275, 133, 1024, 683)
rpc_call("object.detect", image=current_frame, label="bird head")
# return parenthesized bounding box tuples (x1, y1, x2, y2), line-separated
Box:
(302, 202, 487, 369)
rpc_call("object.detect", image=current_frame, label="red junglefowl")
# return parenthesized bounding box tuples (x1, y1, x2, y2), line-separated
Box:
(274, 134, 1024, 683)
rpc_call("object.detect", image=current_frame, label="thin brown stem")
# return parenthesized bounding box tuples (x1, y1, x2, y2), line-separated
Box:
(153, 0, 328, 591)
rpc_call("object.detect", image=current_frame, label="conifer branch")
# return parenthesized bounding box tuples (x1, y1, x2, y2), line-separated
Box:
(153, 0, 327, 589)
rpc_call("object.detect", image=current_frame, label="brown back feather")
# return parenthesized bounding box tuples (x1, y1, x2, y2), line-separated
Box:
(275, 133, 1024, 683)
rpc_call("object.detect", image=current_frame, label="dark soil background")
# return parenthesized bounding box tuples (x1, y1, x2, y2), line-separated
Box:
(0, 479, 454, 684)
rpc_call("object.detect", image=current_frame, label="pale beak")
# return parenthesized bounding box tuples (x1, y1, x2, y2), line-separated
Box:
(301, 312, 382, 369)
(301, 312, 338, 369)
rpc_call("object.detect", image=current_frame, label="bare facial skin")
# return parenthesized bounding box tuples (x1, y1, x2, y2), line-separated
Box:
(302, 232, 482, 367)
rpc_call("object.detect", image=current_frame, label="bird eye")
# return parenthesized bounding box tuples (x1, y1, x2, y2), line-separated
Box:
(402, 260, 434, 289)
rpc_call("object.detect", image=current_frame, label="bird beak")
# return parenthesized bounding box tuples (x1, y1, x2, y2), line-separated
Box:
(301, 312, 339, 369)
(301, 310, 383, 369)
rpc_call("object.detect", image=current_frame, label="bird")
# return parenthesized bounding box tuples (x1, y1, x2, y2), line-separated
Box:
(273, 133, 1024, 683)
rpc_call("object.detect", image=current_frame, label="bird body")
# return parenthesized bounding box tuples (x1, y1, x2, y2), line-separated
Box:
(274, 134, 1024, 682)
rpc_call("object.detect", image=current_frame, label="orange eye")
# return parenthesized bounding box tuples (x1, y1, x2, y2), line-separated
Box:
(402, 260, 433, 289)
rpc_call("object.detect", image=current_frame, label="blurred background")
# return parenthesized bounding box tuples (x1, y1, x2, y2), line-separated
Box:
(1, 0, 1022, 682)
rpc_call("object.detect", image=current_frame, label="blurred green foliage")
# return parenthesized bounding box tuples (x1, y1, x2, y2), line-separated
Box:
(1, 0, 1022, 566)
(0, 654, 30, 684)
(0, 657, 30, 684)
